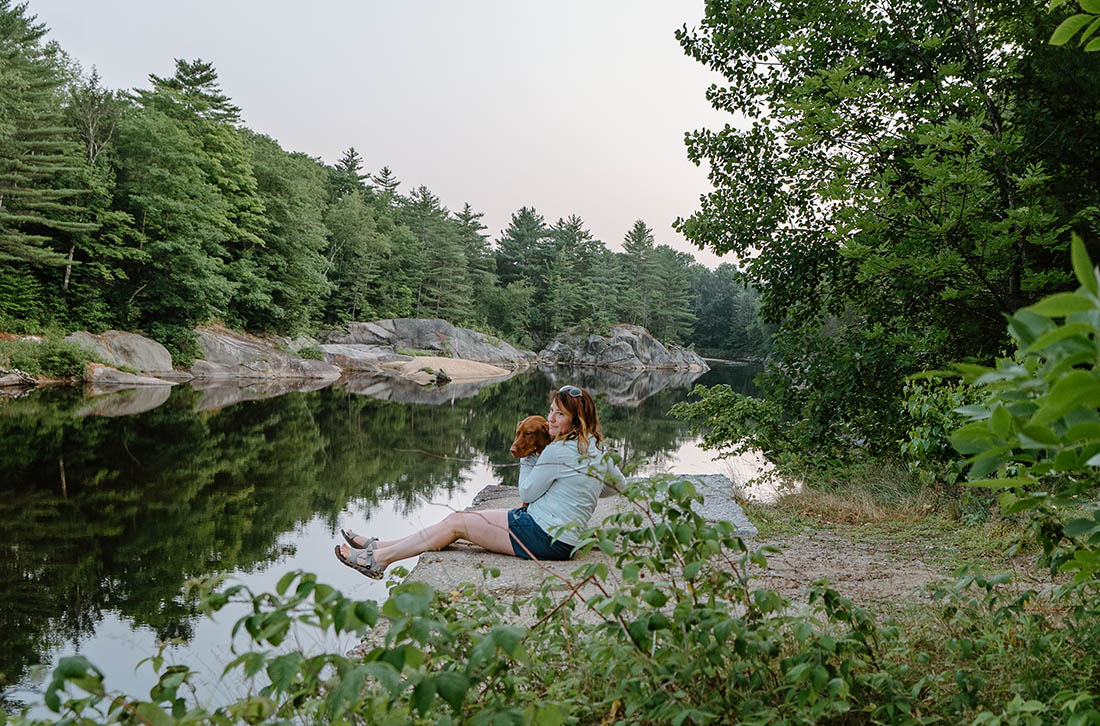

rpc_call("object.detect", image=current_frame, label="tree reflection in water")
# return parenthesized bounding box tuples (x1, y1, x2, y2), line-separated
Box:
(0, 364, 758, 704)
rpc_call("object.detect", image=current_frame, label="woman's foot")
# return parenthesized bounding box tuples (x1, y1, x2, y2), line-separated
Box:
(334, 544, 385, 580)
(340, 529, 378, 550)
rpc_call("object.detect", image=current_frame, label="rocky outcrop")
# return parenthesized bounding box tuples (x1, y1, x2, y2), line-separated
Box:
(65, 330, 179, 376)
(538, 324, 709, 372)
(318, 344, 412, 372)
(327, 319, 536, 369)
(84, 362, 176, 389)
(191, 326, 341, 380)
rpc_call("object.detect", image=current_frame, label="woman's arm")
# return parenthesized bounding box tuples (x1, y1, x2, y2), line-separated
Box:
(598, 450, 627, 497)
(518, 443, 567, 503)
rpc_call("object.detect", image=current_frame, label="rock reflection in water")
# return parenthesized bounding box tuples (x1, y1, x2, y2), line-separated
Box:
(338, 372, 515, 404)
(189, 377, 335, 411)
(77, 385, 173, 417)
(536, 364, 706, 406)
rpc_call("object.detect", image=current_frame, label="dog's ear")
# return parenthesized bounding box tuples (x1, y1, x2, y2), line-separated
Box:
(535, 420, 552, 451)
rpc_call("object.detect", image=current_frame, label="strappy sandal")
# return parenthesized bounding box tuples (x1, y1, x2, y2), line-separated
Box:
(334, 545, 385, 580)
(340, 529, 378, 550)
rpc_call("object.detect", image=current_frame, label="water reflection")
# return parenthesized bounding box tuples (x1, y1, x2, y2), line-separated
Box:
(537, 364, 706, 406)
(0, 364, 759, 708)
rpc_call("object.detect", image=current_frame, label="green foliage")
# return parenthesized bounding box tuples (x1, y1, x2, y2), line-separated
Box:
(900, 377, 982, 487)
(296, 345, 324, 361)
(12, 473, 1100, 725)
(674, 0, 1100, 470)
(0, 0, 97, 268)
(1049, 0, 1100, 50)
(949, 235, 1100, 583)
(0, 335, 89, 377)
(145, 322, 200, 368)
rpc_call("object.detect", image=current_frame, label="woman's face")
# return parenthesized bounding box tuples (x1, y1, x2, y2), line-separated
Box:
(548, 399, 574, 439)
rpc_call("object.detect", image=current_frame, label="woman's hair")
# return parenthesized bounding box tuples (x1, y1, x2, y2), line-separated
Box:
(550, 386, 604, 454)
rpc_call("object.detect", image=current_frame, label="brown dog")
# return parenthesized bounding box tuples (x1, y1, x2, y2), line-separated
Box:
(510, 415, 551, 459)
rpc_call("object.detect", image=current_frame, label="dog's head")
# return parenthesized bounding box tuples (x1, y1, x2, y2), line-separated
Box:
(510, 415, 551, 458)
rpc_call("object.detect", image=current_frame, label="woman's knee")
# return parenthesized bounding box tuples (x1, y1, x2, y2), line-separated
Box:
(443, 511, 470, 538)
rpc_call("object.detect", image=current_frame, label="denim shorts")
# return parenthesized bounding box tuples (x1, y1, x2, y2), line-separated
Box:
(508, 507, 575, 561)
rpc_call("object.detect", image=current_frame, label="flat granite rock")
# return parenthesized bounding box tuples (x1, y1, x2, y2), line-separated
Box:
(405, 473, 755, 603)
(349, 474, 757, 652)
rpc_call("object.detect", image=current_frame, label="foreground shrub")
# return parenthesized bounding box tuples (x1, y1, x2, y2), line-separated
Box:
(9, 475, 1100, 725)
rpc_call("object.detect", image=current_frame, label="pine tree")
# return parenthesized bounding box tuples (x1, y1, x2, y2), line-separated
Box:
(0, 0, 95, 268)
(140, 58, 241, 124)
(495, 206, 549, 285)
(454, 202, 498, 326)
(621, 220, 660, 330)
(330, 146, 370, 200)
(371, 166, 400, 201)
(401, 186, 472, 323)
(649, 246, 696, 343)
(134, 59, 267, 327)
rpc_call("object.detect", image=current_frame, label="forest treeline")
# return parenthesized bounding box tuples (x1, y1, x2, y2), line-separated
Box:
(0, 1, 769, 362)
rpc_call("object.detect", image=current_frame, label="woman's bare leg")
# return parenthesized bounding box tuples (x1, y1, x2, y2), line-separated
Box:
(338, 509, 514, 569)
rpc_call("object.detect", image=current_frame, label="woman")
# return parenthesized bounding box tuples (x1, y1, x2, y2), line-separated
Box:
(335, 385, 625, 579)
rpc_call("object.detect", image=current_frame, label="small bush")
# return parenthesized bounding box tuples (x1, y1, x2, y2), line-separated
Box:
(900, 377, 981, 487)
(145, 323, 202, 368)
(297, 345, 325, 361)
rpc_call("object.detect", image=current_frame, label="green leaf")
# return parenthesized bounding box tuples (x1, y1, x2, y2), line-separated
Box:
(1020, 424, 1060, 446)
(1023, 322, 1094, 354)
(362, 662, 400, 699)
(1029, 370, 1100, 425)
(1024, 292, 1096, 317)
(1086, 35, 1100, 50)
(1064, 518, 1100, 537)
(435, 671, 470, 711)
(534, 703, 565, 726)
(57, 656, 91, 679)
(276, 571, 297, 596)
(135, 703, 173, 726)
(643, 588, 669, 608)
(1051, 13, 1094, 45)
(412, 678, 436, 716)
(1071, 234, 1098, 294)
(990, 405, 1012, 439)
(490, 625, 525, 657)
(1078, 0, 1100, 13)
(951, 421, 995, 454)
(265, 653, 302, 695)
(1080, 16, 1100, 43)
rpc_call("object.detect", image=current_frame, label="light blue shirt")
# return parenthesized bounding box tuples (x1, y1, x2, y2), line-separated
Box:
(519, 439, 626, 547)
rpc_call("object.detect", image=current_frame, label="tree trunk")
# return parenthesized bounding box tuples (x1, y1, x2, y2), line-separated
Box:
(62, 246, 75, 291)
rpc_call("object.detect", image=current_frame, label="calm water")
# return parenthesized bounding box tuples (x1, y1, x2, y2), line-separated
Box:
(0, 363, 758, 713)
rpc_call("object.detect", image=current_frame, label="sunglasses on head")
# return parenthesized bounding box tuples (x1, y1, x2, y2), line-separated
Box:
(559, 385, 583, 398)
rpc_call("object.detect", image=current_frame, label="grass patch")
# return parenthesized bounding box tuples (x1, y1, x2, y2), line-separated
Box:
(395, 347, 440, 357)
(745, 458, 1031, 571)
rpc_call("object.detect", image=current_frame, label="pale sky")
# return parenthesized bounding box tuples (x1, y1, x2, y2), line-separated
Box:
(30, 0, 735, 268)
